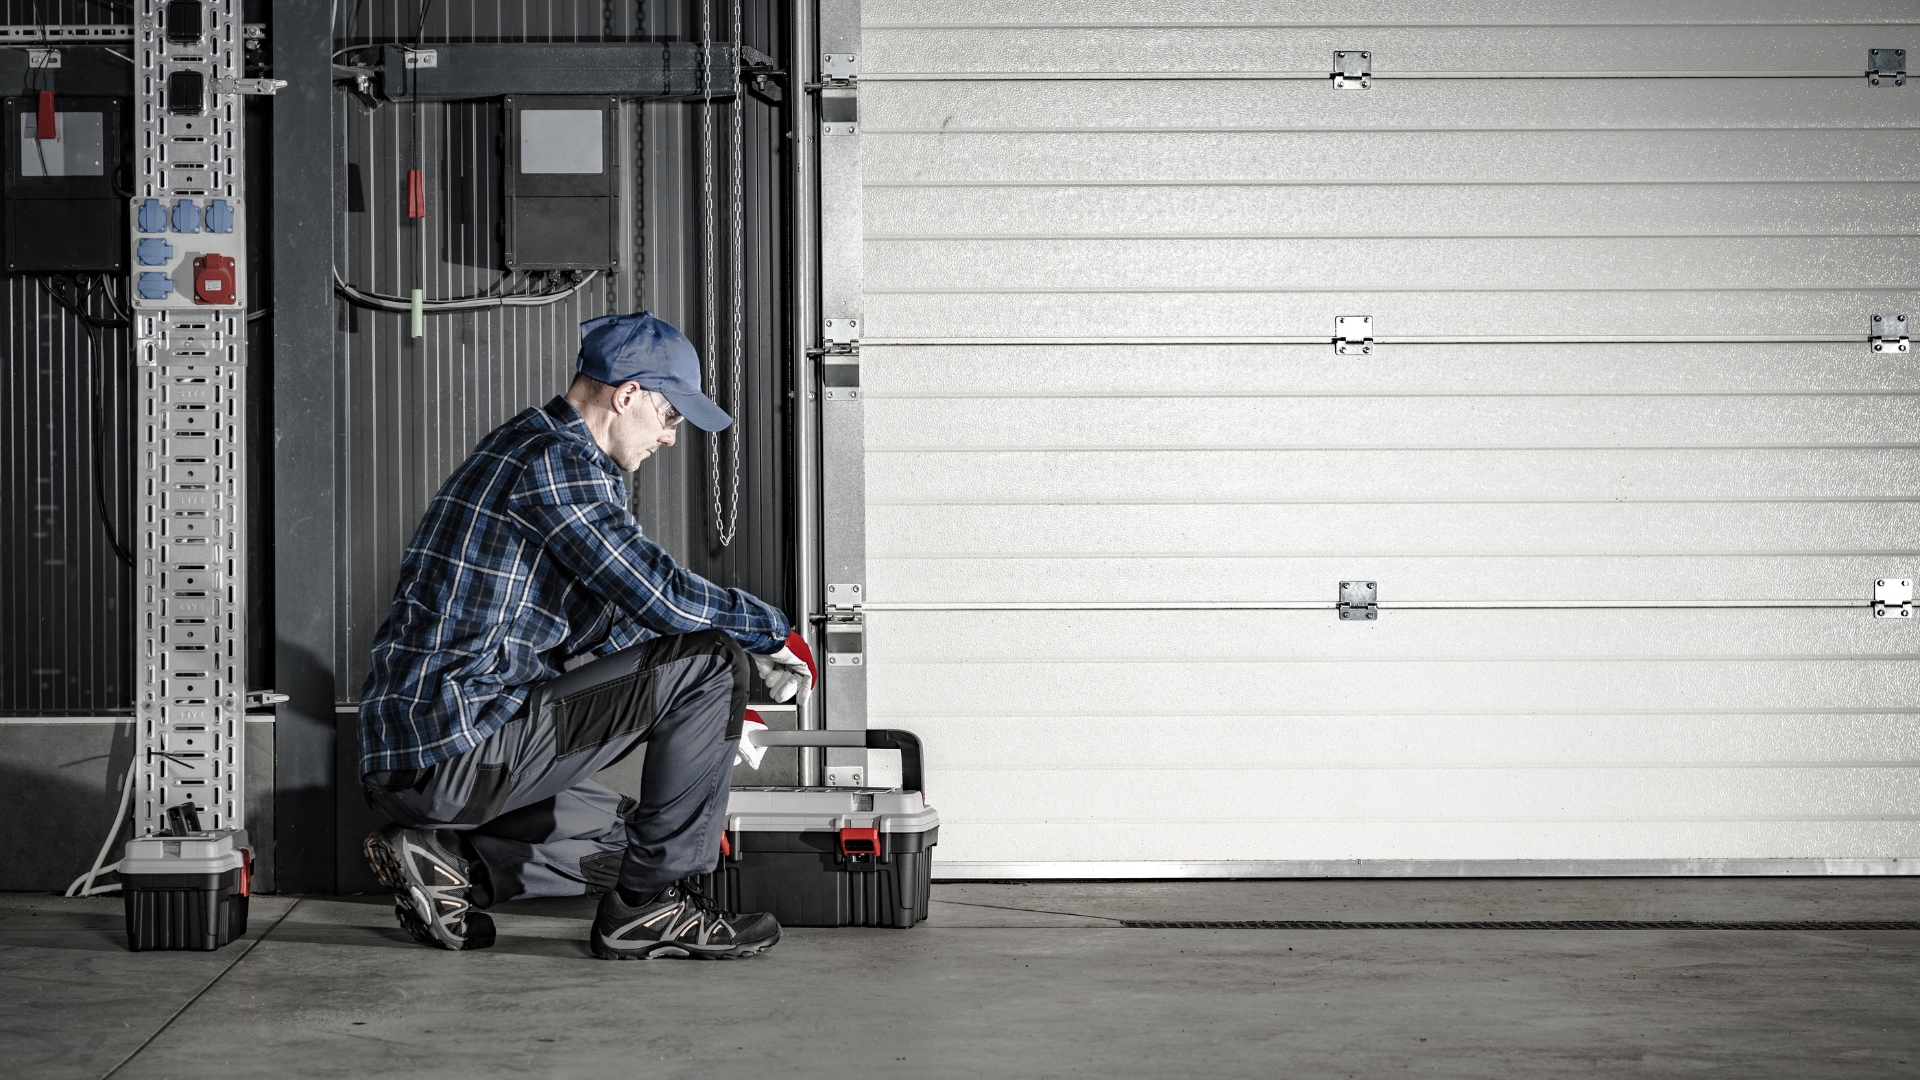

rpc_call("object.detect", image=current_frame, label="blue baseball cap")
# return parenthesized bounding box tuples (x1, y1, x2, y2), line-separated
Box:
(576, 311, 731, 432)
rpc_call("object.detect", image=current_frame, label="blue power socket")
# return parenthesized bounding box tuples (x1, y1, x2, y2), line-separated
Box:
(204, 199, 235, 234)
(138, 272, 174, 300)
(172, 199, 200, 233)
(138, 199, 168, 234)
(138, 238, 174, 266)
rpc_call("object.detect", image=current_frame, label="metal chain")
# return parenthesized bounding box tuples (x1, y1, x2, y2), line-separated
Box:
(699, 0, 726, 544)
(718, 0, 744, 547)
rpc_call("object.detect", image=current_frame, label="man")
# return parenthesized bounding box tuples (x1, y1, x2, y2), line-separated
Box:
(356, 311, 814, 960)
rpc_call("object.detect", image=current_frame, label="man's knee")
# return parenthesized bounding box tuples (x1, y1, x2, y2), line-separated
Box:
(650, 629, 748, 738)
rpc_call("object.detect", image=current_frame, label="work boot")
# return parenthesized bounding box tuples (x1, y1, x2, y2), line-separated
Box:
(364, 824, 496, 951)
(590, 878, 780, 960)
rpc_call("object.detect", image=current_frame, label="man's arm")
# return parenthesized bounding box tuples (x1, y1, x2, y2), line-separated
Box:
(508, 443, 789, 653)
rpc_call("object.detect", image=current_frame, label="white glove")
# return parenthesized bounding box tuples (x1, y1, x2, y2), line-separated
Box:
(734, 710, 769, 770)
(750, 632, 816, 704)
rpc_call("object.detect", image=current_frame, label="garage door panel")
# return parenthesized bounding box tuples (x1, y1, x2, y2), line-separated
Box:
(869, 609, 1909, 660)
(866, 289, 1920, 340)
(864, 131, 1917, 185)
(930, 768, 1919, 824)
(867, 394, 1915, 449)
(870, 503, 1919, 558)
(868, 183, 1920, 241)
(867, 1, 1916, 29)
(869, 237, 1914, 293)
(868, 79, 1919, 133)
(914, 714, 1920, 768)
(866, 24, 1919, 75)
(937, 820, 1920, 866)
(866, 343, 1920, 396)
(869, 449, 1920, 503)
(869, 555, 1897, 604)
(871, 659, 1917, 714)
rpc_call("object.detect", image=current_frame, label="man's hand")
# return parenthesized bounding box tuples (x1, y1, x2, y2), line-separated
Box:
(750, 630, 816, 704)
(736, 709, 769, 770)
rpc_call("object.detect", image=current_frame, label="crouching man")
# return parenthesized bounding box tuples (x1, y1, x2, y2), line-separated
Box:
(356, 312, 814, 960)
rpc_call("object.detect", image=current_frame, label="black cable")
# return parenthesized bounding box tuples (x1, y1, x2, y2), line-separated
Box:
(81, 317, 135, 569)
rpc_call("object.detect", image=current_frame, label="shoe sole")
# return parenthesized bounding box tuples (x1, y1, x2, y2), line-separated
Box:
(364, 829, 465, 950)
(590, 927, 780, 961)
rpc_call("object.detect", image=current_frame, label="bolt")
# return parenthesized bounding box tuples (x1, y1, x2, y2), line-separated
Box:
(1875, 315, 1883, 323)
(1880, 579, 1887, 587)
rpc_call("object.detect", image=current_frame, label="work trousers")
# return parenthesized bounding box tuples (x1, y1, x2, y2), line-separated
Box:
(364, 630, 748, 906)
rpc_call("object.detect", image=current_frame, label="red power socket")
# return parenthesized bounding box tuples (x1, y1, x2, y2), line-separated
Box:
(193, 254, 236, 306)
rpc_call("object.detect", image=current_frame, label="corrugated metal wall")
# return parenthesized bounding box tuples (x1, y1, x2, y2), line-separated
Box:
(0, 277, 134, 713)
(859, 2, 1920, 870)
(334, 0, 793, 697)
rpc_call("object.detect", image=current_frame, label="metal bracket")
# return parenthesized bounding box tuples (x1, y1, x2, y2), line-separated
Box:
(1871, 313, 1909, 353)
(1333, 51, 1371, 89)
(823, 317, 860, 354)
(0, 24, 132, 44)
(826, 582, 864, 612)
(244, 690, 290, 709)
(27, 49, 61, 69)
(1874, 578, 1913, 619)
(1335, 315, 1374, 355)
(1339, 580, 1379, 621)
(211, 77, 288, 96)
(822, 53, 859, 87)
(824, 766, 866, 787)
(403, 48, 438, 69)
(1868, 48, 1907, 87)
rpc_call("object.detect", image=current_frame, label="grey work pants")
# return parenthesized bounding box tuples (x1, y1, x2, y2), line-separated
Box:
(364, 630, 748, 905)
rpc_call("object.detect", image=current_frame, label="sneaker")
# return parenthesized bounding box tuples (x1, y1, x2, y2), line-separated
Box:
(590, 879, 780, 961)
(363, 824, 495, 951)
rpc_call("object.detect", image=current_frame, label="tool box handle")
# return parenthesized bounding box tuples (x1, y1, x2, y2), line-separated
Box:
(752, 728, 923, 793)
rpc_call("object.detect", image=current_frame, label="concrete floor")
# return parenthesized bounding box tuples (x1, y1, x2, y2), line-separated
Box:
(3, 880, 1918, 1079)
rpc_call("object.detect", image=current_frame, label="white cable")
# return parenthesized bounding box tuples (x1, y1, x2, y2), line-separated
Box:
(332, 269, 598, 312)
(65, 761, 134, 899)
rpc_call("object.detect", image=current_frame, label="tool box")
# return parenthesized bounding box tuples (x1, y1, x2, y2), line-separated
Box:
(119, 816, 251, 951)
(695, 729, 939, 928)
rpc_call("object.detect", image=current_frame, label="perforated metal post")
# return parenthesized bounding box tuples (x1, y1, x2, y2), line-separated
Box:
(129, 0, 253, 837)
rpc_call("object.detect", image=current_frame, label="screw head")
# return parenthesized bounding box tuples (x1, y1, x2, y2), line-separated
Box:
(1880, 579, 1887, 587)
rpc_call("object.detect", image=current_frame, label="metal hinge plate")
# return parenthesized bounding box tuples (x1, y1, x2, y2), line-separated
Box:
(404, 49, 438, 69)
(1333, 51, 1371, 89)
(1339, 580, 1379, 621)
(1868, 48, 1907, 87)
(1872, 313, 1909, 353)
(28, 48, 60, 68)
(822, 53, 859, 86)
(1874, 578, 1913, 619)
(826, 582, 863, 612)
(823, 318, 860, 353)
(1336, 315, 1373, 355)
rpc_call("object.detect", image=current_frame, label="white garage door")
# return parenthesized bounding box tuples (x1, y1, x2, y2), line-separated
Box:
(854, 2, 1920, 875)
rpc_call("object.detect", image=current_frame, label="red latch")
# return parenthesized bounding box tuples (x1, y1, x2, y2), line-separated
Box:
(838, 827, 880, 856)
(238, 847, 252, 897)
(406, 168, 426, 218)
(36, 90, 56, 140)
(193, 254, 236, 305)
(719, 832, 732, 857)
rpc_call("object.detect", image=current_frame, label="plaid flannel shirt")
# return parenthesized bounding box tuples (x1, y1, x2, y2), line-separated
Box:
(357, 396, 789, 775)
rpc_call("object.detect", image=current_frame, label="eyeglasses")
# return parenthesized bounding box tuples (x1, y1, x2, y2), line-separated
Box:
(651, 392, 684, 428)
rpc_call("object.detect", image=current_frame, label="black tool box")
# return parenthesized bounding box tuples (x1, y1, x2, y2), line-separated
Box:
(118, 828, 252, 951)
(696, 728, 939, 928)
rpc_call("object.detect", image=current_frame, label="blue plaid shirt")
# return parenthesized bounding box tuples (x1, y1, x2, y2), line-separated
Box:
(357, 396, 790, 775)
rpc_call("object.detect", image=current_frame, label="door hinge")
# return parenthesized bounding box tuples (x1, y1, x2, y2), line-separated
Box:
(1332, 50, 1371, 89)
(1868, 48, 1907, 87)
(1336, 315, 1373, 355)
(825, 584, 865, 666)
(1874, 578, 1912, 619)
(1338, 580, 1379, 621)
(1871, 314, 1909, 353)
(823, 317, 860, 354)
(822, 52, 859, 87)
(826, 582, 863, 613)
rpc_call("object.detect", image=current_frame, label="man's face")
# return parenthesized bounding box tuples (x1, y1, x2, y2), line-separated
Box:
(604, 383, 680, 471)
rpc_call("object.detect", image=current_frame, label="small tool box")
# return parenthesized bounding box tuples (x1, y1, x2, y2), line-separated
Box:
(696, 728, 939, 928)
(119, 805, 251, 951)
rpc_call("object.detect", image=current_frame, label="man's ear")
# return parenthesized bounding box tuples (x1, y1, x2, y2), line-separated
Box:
(611, 380, 643, 413)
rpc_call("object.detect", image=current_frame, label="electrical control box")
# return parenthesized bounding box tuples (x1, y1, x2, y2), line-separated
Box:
(503, 96, 616, 271)
(128, 107, 248, 310)
(2, 95, 126, 273)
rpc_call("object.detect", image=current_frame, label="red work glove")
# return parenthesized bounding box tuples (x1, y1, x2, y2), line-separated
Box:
(749, 630, 816, 704)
